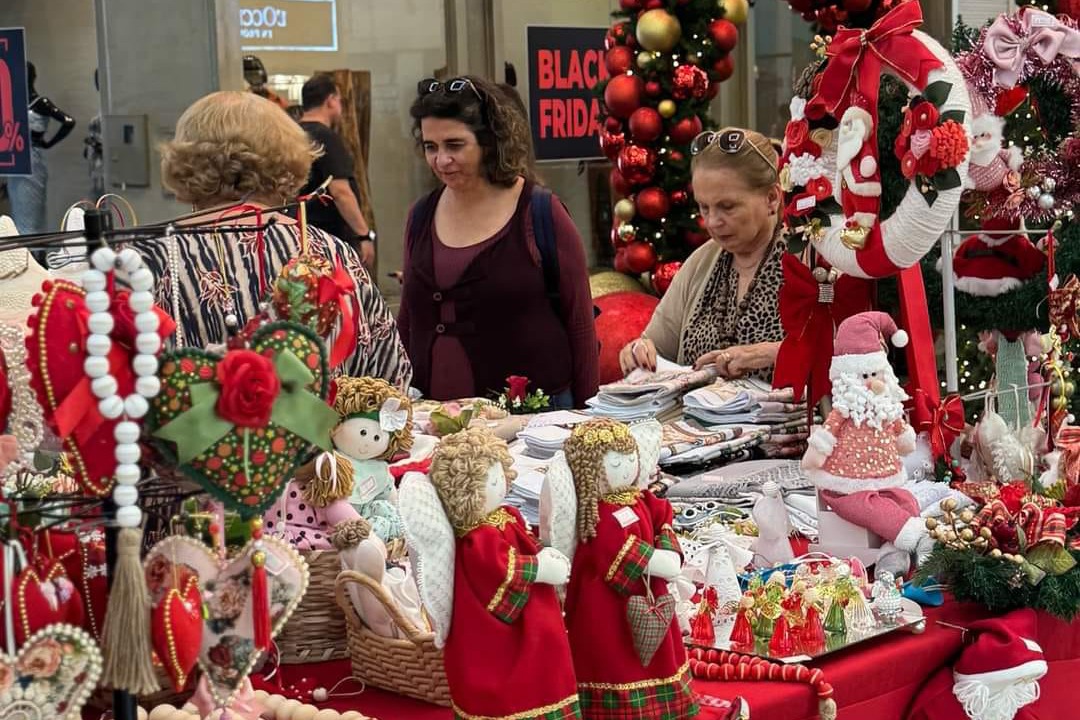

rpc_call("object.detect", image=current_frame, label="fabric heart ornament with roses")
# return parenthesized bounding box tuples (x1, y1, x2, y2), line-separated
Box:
(143, 552, 202, 692)
(0, 623, 103, 720)
(145, 535, 309, 708)
(25, 280, 176, 495)
(146, 322, 338, 516)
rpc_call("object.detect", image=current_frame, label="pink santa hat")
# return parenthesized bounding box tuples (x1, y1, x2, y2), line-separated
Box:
(830, 311, 908, 378)
(952, 609, 1047, 720)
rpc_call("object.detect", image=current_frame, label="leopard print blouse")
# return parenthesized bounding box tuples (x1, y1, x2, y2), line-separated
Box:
(679, 239, 785, 378)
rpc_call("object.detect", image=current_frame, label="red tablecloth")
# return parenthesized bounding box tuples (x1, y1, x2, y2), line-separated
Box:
(257, 601, 1079, 720)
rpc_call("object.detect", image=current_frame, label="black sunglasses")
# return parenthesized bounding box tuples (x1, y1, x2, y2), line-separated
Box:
(690, 129, 777, 175)
(418, 77, 484, 103)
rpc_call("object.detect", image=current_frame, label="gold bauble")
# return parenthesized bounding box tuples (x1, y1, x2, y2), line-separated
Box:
(841, 225, 870, 250)
(636, 51, 656, 69)
(991, 548, 1003, 558)
(980, 526, 993, 539)
(941, 498, 958, 513)
(925, 517, 938, 531)
(1066, 381, 1076, 397)
(590, 270, 645, 299)
(960, 528, 975, 542)
(614, 198, 637, 222)
(719, 0, 750, 25)
(1054, 395, 1069, 411)
(636, 9, 682, 52)
(658, 99, 677, 118)
(960, 509, 975, 524)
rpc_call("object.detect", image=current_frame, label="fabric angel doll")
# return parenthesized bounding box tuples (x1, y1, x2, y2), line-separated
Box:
(398, 427, 581, 720)
(542, 418, 698, 720)
(276, 377, 410, 546)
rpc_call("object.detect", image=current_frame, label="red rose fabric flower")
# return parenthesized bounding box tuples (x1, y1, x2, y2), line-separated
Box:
(215, 350, 281, 428)
(929, 120, 969, 170)
(506, 375, 530, 402)
(917, 153, 941, 178)
(901, 152, 918, 179)
(912, 101, 940, 131)
(785, 119, 810, 152)
(808, 176, 833, 201)
(784, 192, 817, 221)
(894, 132, 911, 162)
(900, 109, 914, 137)
(1000, 480, 1029, 515)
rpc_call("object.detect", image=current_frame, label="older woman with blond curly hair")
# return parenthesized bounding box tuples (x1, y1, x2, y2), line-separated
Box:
(398, 76, 598, 409)
(141, 91, 411, 387)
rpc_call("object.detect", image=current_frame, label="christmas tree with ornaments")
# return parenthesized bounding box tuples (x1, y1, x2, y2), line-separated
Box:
(597, 0, 749, 295)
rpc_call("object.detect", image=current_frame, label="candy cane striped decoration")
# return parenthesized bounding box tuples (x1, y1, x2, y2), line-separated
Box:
(688, 648, 837, 720)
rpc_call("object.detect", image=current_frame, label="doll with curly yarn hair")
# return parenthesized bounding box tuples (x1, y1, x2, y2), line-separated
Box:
(266, 376, 413, 547)
(561, 418, 697, 720)
(417, 427, 581, 720)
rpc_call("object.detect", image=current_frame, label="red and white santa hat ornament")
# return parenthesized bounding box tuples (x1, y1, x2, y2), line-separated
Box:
(946, 217, 1045, 297)
(830, 311, 908, 379)
(952, 608, 1047, 720)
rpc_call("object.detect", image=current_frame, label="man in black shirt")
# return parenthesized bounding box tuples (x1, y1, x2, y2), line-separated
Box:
(297, 74, 375, 266)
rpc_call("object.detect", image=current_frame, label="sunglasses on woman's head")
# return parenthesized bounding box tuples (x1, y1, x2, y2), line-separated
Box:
(690, 129, 777, 175)
(418, 77, 484, 103)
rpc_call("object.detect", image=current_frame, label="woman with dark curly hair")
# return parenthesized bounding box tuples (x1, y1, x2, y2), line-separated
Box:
(141, 91, 412, 388)
(398, 76, 598, 409)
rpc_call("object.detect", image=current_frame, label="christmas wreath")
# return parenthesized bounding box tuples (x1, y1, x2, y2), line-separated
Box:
(779, 1, 973, 279)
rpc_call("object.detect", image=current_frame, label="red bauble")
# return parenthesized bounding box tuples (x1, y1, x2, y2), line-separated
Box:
(635, 186, 670, 220)
(651, 260, 682, 296)
(684, 228, 710, 247)
(617, 144, 657, 186)
(670, 189, 689, 205)
(713, 54, 735, 82)
(628, 107, 664, 143)
(643, 0, 665, 8)
(619, 0, 640, 9)
(610, 168, 633, 197)
(708, 19, 739, 52)
(613, 247, 631, 274)
(672, 64, 710, 100)
(624, 241, 658, 274)
(669, 150, 685, 163)
(605, 117, 623, 133)
(604, 74, 644, 119)
(606, 46, 635, 76)
(669, 115, 703, 145)
(594, 291, 659, 384)
(645, 81, 662, 97)
(600, 131, 626, 161)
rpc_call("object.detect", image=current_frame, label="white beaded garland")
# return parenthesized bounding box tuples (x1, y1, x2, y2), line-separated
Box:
(82, 244, 162, 529)
(113, 484, 138, 507)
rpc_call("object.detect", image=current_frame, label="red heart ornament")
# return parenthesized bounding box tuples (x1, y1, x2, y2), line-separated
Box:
(0, 561, 85, 648)
(25, 280, 175, 495)
(151, 576, 202, 691)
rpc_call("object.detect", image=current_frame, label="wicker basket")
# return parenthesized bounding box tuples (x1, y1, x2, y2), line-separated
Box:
(334, 569, 451, 707)
(276, 548, 350, 664)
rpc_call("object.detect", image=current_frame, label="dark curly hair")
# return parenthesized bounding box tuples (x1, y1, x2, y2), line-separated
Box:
(409, 75, 535, 188)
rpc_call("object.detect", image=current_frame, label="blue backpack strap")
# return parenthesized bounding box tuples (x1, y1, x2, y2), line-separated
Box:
(530, 185, 562, 316)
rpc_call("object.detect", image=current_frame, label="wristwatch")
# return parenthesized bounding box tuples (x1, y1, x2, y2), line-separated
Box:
(359, 230, 376, 244)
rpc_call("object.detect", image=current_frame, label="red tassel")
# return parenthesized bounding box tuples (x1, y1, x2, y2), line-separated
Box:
(250, 519, 271, 651)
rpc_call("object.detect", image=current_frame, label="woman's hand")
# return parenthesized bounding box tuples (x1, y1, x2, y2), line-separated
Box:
(694, 342, 780, 378)
(619, 337, 657, 375)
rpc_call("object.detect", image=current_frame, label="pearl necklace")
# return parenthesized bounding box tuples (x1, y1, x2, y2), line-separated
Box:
(82, 245, 162, 529)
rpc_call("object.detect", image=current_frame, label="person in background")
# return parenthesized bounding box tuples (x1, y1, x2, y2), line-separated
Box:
(9, 62, 75, 237)
(619, 127, 785, 381)
(297, 74, 376, 267)
(398, 75, 598, 409)
(146, 90, 411, 388)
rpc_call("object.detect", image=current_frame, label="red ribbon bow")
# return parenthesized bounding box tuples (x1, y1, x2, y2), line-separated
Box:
(773, 254, 873, 407)
(911, 390, 964, 462)
(809, 2, 943, 117)
(317, 258, 359, 368)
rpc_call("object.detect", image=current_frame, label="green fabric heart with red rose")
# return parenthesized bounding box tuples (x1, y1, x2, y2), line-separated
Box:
(146, 322, 339, 516)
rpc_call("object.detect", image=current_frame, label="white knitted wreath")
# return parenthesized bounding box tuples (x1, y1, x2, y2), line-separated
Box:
(781, 30, 973, 280)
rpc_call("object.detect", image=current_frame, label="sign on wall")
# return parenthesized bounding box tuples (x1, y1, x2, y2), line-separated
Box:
(527, 26, 609, 162)
(0, 27, 31, 176)
(239, 0, 338, 52)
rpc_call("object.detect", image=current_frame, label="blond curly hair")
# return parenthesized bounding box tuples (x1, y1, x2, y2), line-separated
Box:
(161, 91, 320, 206)
(332, 376, 414, 461)
(428, 427, 516, 532)
(564, 418, 638, 541)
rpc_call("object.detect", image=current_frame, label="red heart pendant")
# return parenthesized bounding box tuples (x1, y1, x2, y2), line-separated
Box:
(0, 561, 84, 647)
(152, 576, 202, 691)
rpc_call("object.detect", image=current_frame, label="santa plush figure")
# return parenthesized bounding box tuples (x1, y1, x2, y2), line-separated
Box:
(967, 113, 1023, 192)
(803, 311, 933, 572)
(946, 217, 1046, 297)
(836, 95, 882, 231)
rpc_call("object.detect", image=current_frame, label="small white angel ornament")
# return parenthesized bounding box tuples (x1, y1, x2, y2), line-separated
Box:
(398, 427, 580, 720)
(541, 418, 698, 720)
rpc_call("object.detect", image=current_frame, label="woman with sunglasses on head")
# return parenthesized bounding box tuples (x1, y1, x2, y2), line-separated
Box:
(398, 76, 599, 409)
(619, 128, 785, 381)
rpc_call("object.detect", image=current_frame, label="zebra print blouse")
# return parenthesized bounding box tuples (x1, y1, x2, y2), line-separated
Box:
(139, 220, 412, 390)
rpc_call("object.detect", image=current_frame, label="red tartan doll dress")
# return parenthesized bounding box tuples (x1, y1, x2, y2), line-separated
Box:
(564, 490, 698, 720)
(444, 505, 581, 720)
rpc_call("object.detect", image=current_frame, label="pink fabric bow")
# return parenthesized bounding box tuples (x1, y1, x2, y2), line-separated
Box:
(985, 9, 1080, 88)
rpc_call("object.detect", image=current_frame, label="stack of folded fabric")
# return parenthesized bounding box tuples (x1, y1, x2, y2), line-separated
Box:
(682, 378, 805, 426)
(657, 419, 768, 471)
(516, 410, 593, 459)
(503, 446, 550, 527)
(585, 363, 716, 421)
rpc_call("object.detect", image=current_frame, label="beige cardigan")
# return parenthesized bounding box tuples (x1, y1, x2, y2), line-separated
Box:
(643, 241, 726, 365)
